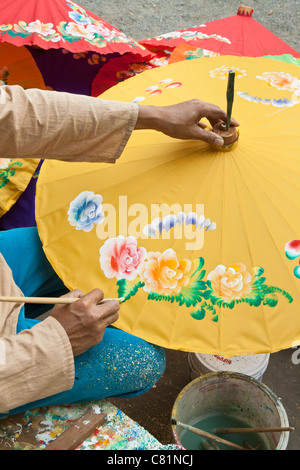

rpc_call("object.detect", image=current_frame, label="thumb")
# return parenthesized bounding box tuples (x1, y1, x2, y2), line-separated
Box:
(195, 126, 224, 146)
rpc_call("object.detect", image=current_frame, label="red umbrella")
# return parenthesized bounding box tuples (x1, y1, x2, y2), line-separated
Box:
(139, 5, 300, 58)
(0, 0, 154, 95)
(0, 0, 152, 56)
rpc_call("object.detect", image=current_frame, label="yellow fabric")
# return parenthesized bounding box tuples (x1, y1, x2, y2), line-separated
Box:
(0, 158, 39, 217)
(0, 42, 44, 216)
(36, 57, 300, 357)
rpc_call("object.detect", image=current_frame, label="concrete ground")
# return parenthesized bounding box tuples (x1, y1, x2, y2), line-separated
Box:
(111, 348, 300, 450)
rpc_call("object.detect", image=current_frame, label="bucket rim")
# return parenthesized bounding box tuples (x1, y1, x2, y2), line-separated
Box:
(191, 352, 270, 376)
(171, 371, 290, 450)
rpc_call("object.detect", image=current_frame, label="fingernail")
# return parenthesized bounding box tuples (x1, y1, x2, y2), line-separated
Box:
(214, 138, 224, 146)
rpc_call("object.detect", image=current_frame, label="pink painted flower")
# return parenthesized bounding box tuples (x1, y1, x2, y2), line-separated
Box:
(99, 236, 147, 281)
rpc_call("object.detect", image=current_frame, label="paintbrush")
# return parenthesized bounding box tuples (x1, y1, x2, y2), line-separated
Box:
(214, 426, 294, 434)
(0, 295, 125, 305)
(171, 419, 247, 450)
(226, 70, 235, 130)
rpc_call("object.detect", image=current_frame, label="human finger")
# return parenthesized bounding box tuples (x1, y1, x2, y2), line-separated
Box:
(195, 127, 224, 146)
(79, 288, 105, 306)
(60, 288, 85, 299)
(97, 299, 121, 320)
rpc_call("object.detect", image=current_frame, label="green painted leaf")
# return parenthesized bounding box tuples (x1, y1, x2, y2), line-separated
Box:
(117, 279, 144, 301)
(191, 308, 206, 320)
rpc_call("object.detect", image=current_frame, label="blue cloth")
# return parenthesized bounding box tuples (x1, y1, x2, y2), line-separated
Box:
(0, 227, 165, 417)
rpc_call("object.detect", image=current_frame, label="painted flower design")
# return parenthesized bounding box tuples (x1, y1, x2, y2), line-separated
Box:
(138, 248, 192, 296)
(207, 263, 252, 302)
(256, 72, 300, 92)
(68, 11, 92, 25)
(0, 158, 11, 170)
(285, 240, 300, 279)
(285, 240, 300, 260)
(87, 24, 116, 41)
(100, 236, 147, 281)
(209, 66, 246, 79)
(237, 91, 297, 108)
(26, 20, 56, 36)
(65, 22, 95, 40)
(67, 191, 104, 232)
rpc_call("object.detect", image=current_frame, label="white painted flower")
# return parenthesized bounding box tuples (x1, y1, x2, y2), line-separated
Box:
(26, 20, 56, 36)
(0, 158, 11, 170)
(65, 22, 95, 40)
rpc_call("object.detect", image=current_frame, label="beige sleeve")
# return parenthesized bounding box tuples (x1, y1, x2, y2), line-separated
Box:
(0, 254, 74, 414)
(0, 317, 74, 414)
(0, 85, 138, 163)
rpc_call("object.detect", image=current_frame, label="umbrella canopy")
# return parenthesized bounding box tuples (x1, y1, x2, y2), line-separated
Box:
(0, 42, 44, 219)
(0, 0, 154, 95)
(0, 0, 155, 229)
(35, 56, 300, 357)
(139, 6, 300, 59)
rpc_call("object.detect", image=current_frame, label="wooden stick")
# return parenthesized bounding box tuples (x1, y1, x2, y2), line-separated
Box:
(171, 419, 247, 450)
(226, 70, 235, 130)
(45, 407, 107, 450)
(202, 440, 215, 450)
(208, 438, 221, 450)
(215, 426, 294, 435)
(0, 295, 125, 305)
(244, 441, 262, 451)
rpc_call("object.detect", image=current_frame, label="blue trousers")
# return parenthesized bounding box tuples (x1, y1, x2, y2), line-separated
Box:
(0, 227, 165, 417)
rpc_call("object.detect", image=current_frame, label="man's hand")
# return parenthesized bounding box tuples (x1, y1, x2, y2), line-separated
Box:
(50, 289, 120, 357)
(135, 99, 240, 146)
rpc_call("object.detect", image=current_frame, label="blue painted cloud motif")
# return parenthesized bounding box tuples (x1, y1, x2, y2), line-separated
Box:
(68, 191, 104, 232)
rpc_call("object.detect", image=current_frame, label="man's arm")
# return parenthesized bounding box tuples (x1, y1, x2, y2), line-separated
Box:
(0, 87, 239, 162)
(135, 99, 239, 146)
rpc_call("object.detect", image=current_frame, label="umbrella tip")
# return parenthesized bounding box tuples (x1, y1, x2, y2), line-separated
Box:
(237, 5, 254, 17)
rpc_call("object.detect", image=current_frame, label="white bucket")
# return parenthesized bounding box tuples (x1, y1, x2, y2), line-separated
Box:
(171, 372, 290, 450)
(188, 352, 270, 381)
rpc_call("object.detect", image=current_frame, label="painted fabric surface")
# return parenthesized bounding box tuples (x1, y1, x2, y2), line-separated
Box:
(36, 56, 300, 357)
(0, 0, 153, 98)
(139, 7, 300, 58)
(0, 400, 180, 450)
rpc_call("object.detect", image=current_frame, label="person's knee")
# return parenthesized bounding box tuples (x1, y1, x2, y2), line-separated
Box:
(136, 344, 166, 392)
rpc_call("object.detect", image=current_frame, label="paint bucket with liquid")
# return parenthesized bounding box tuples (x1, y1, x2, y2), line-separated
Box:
(171, 371, 290, 450)
(188, 352, 270, 381)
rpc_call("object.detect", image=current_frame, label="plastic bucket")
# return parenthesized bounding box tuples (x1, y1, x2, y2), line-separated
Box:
(171, 372, 290, 450)
(188, 352, 270, 381)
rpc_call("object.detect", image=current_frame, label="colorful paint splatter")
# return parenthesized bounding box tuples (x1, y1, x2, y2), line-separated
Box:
(0, 400, 181, 450)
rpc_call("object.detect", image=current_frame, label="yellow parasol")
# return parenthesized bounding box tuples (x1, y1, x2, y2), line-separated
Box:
(36, 56, 300, 357)
(0, 42, 45, 218)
